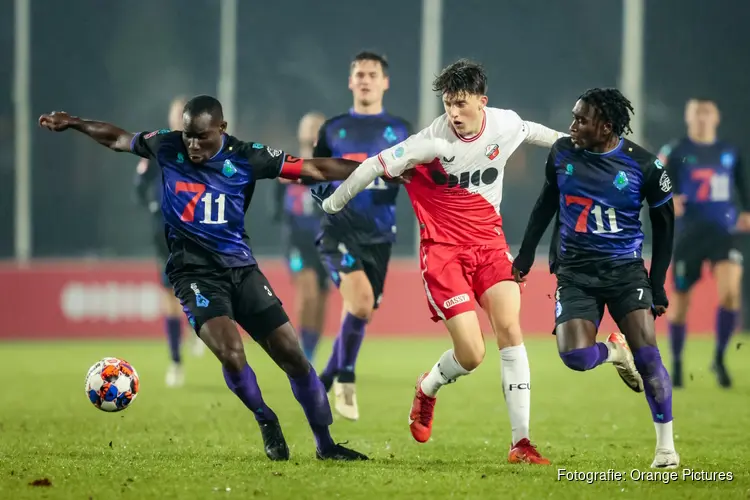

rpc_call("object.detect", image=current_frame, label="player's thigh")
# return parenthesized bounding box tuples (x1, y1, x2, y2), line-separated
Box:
(198, 316, 248, 370)
(443, 311, 486, 371)
(318, 236, 373, 308)
(604, 263, 654, 327)
(478, 280, 522, 349)
(553, 277, 604, 352)
(293, 268, 320, 302)
(170, 268, 234, 335)
(420, 244, 475, 324)
(616, 309, 657, 351)
(232, 266, 291, 343)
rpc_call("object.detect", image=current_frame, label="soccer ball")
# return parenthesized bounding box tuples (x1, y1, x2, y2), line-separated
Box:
(85, 357, 140, 412)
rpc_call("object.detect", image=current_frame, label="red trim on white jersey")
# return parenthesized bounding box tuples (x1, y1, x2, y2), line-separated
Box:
(377, 153, 393, 178)
(451, 110, 486, 143)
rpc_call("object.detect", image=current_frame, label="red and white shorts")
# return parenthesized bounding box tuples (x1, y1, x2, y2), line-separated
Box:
(419, 242, 516, 322)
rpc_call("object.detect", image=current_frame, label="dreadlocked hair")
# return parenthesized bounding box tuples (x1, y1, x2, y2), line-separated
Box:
(578, 88, 634, 137)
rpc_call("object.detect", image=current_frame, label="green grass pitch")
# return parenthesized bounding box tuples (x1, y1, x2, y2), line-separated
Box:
(0, 335, 748, 499)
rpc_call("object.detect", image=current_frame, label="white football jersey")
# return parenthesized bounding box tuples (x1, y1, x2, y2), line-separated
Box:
(377, 107, 561, 245)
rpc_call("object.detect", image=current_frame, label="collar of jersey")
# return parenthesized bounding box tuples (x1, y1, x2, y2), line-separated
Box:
(451, 109, 486, 143)
(348, 108, 386, 118)
(208, 134, 228, 161)
(583, 137, 623, 157)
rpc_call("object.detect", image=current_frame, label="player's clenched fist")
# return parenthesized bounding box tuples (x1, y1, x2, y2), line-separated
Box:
(38, 111, 76, 131)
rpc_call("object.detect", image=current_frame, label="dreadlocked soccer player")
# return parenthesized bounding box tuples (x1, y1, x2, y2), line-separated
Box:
(513, 88, 680, 469)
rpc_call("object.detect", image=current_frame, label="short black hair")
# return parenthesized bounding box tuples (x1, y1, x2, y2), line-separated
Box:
(432, 59, 487, 96)
(351, 51, 389, 76)
(688, 97, 718, 106)
(578, 88, 634, 137)
(184, 95, 224, 122)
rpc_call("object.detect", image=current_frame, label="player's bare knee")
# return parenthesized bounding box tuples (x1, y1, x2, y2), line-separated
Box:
(453, 343, 485, 371)
(494, 322, 523, 350)
(346, 295, 374, 320)
(222, 346, 247, 373)
(718, 291, 740, 310)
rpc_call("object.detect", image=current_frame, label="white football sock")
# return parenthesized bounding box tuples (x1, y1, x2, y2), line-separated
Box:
(420, 349, 471, 397)
(500, 344, 531, 446)
(655, 421, 675, 451)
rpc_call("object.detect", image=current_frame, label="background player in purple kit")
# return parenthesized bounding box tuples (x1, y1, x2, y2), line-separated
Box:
(311, 52, 411, 421)
(513, 88, 679, 469)
(274, 112, 329, 361)
(660, 97, 750, 388)
(38, 95, 369, 461)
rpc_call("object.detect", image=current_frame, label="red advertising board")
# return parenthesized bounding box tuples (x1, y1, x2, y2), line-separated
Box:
(0, 259, 718, 340)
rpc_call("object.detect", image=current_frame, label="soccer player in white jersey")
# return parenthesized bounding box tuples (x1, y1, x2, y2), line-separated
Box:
(322, 59, 565, 464)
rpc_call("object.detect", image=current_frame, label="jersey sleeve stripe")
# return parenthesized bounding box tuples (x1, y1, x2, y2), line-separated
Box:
(377, 153, 393, 178)
(650, 192, 673, 208)
(129, 132, 142, 152)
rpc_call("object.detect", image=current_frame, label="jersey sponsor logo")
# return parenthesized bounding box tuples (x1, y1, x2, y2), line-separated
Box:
(659, 171, 672, 192)
(222, 160, 237, 177)
(443, 293, 470, 309)
(721, 152, 735, 168)
(383, 126, 398, 144)
(266, 147, 282, 157)
(485, 144, 500, 160)
(613, 171, 629, 191)
(431, 167, 499, 188)
(144, 129, 170, 139)
(442, 156, 455, 163)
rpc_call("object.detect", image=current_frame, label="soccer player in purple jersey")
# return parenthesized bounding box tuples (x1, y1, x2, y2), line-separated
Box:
(513, 88, 679, 469)
(39, 95, 370, 461)
(659, 98, 750, 388)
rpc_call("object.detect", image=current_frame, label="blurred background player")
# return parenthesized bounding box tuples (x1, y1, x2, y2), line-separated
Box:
(660, 98, 750, 388)
(134, 96, 205, 388)
(274, 112, 329, 361)
(513, 88, 679, 469)
(312, 52, 411, 420)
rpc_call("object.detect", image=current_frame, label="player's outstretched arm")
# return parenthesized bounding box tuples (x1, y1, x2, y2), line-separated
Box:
(522, 120, 567, 148)
(320, 134, 449, 214)
(513, 153, 560, 279)
(39, 112, 135, 152)
(296, 158, 362, 183)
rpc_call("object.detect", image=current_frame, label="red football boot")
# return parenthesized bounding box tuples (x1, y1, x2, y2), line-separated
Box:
(408, 373, 436, 443)
(508, 438, 551, 465)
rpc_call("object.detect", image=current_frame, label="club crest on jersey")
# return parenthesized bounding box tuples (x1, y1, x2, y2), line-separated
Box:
(613, 171, 629, 191)
(485, 144, 500, 160)
(565, 163, 574, 175)
(721, 152, 735, 168)
(659, 171, 672, 192)
(383, 126, 398, 144)
(222, 160, 237, 178)
(338, 129, 347, 139)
